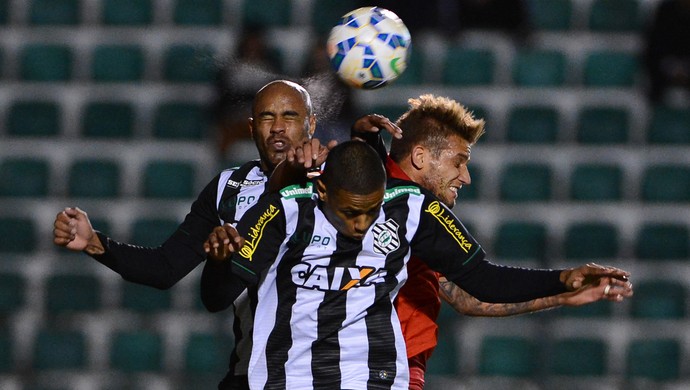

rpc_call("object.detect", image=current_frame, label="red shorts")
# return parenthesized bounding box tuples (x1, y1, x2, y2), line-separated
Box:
(408, 353, 428, 390)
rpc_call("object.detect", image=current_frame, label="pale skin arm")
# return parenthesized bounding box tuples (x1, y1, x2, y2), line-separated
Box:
(439, 272, 633, 317)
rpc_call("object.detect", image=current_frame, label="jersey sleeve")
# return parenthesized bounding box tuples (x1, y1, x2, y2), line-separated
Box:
(89, 174, 222, 289)
(411, 194, 566, 303)
(230, 192, 287, 286)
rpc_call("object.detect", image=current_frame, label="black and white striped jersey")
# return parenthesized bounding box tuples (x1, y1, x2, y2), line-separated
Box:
(230, 178, 487, 390)
(213, 161, 268, 377)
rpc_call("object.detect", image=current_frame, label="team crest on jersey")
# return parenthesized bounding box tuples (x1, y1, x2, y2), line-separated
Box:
(372, 219, 400, 255)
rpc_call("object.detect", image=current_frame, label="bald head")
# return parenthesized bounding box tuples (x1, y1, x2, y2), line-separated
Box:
(253, 80, 314, 117)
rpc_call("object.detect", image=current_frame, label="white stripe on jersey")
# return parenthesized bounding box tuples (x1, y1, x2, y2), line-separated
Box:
(215, 164, 268, 376)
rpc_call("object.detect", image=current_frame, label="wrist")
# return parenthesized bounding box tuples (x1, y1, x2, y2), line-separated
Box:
(84, 231, 105, 255)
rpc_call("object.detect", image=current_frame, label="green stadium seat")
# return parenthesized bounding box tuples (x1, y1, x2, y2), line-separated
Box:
(242, 0, 291, 28)
(547, 338, 607, 376)
(143, 160, 195, 199)
(311, 0, 358, 35)
(630, 280, 686, 319)
(162, 44, 217, 83)
(88, 217, 112, 235)
(479, 336, 538, 377)
(0, 329, 12, 372)
(29, 0, 80, 25)
(81, 101, 134, 138)
(626, 339, 680, 381)
(121, 282, 172, 312)
(0, 0, 8, 25)
(563, 221, 619, 260)
(110, 330, 163, 372)
(33, 329, 87, 370)
(7, 101, 61, 137)
(634, 223, 689, 260)
(0, 217, 36, 253)
(393, 46, 423, 86)
(425, 323, 459, 376)
(641, 165, 690, 203)
(443, 47, 495, 86)
(512, 49, 566, 87)
(569, 164, 623, 201)
(101, 0, 153, 25)
(0, 273, 25, 313)
(173, 0, 222, 25)
(526, 0, 572, 30)
(184, 331, 233, 375)
(20, 44, 73, 81)
(153, 102, 208, 140)
(68, 159, 120, 198)
(506, 106, 559, 143)
(588, 0, 640, 32)
(91, 45, 144, 82)
(557, 299, 613, 318)
(494, 221, 547, 262)
(130, 217, 179, 247)
(576, 106, 630, 144)
(45, 274, 101, 314)
(583, 51, 639, 87)
(0, 158, 50, 197)
(499, 163, 552, 202)
(646, 106, 690, 144)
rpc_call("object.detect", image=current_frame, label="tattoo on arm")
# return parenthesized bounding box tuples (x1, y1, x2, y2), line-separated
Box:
(438, 277, 561, 317)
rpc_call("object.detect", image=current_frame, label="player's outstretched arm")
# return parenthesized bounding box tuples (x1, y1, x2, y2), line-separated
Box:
(439, 275, 633, 317)
(53, 207, 104, 254)
(201, 224, 248, 313)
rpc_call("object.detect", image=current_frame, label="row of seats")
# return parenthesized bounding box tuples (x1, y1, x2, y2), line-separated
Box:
(0, 271, 685, 318)
(2, 100, 211, 139)
(0, 43, 219, 83)
(0, 320, 685, 382)
(3, 97, 688, 144)
(430, 331, 684, 382)
(0, 158, 200, 199)
(3, 154, 688, 202)
(375, 103, 689, 145)
(1, 214, 688, 261)
(0, 326, 232, 378)
(0, 41, 642, 88)
(0, 0, 657, 33)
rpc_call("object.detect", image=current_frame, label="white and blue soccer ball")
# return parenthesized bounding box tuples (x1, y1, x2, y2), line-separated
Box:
(327, 7, 411, 90)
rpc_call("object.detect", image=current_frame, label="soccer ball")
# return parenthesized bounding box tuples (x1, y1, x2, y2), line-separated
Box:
(327, 7, 411, 90)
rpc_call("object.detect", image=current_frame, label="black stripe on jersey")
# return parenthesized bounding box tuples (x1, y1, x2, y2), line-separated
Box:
(264, 200, 316, 390)
(365, 197, 411, 389)
(311, 233, 363, 389)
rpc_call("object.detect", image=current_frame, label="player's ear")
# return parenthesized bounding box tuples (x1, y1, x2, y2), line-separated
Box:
(308, 114, 316, 139)
(248, 117, 255, 139)
(315, 177, 328, 201)
(410, 145, 426, 170)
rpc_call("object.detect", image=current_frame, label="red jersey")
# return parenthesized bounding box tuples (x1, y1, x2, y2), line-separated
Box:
(387, 157, 442, 360)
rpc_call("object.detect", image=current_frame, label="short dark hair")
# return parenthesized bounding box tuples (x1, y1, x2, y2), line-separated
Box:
(321, 141, 386, 194)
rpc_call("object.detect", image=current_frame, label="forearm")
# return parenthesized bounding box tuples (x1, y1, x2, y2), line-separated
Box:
(89, 230, 205, 289)
(454, 261, 566, 304)
(439, 278, 561, 317)
(200, 258, 247, 312)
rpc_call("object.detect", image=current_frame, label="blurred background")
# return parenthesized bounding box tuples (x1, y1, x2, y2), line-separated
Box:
(0, 0, 688, 389)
